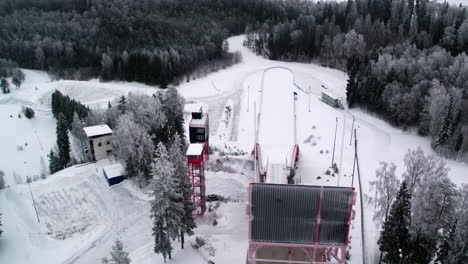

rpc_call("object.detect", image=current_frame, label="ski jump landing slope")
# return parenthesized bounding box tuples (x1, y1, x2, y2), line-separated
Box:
(256, 67, 297, 184)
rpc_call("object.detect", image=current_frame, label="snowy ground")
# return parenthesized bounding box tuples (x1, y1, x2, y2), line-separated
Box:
(1, 35, 468, 264)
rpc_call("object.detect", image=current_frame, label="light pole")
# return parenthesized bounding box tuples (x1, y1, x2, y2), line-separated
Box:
(247, 85, 250, 112)
(331, 117, 338, 168)
(27, 176, 40, 223)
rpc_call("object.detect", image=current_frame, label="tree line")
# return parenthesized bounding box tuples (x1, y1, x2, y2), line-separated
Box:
(369, 148, 468, 263)
(0, 0, 286, 86)
(244, 0, 468, 160)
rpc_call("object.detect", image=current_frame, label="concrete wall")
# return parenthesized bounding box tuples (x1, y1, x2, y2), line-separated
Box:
(90, 134, 112, 161)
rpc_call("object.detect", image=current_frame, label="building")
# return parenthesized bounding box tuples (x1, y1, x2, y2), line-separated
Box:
(102, 163, 125, 186)
(246, 183, 356, 264)
(189, 108, 209, 161)
(186, 143, 206, 215)
(83, 125, 113, 161)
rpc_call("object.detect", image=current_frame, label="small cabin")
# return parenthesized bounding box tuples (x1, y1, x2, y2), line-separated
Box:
(102, 163, 125, 186)
(83, 125, 113, 161)
(321, 92, 344, 110)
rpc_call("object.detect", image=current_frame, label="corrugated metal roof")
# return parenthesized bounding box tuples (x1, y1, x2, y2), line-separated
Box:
(251, 183, 354, 246)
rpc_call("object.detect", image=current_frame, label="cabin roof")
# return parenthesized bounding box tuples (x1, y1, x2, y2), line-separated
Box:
(83, 125, 113, 138)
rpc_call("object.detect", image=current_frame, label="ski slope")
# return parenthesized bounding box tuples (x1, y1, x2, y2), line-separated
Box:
(1, 34, 468, 264)
(257, 67, 296, 184)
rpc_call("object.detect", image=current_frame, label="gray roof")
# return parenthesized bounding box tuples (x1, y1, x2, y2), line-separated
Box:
(250, 183, 354, 245)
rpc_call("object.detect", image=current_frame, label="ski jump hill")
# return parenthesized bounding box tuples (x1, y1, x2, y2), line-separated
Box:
(254, 67, 299, 184)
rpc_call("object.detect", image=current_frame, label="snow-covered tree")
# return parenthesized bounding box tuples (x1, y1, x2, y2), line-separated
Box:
(161, 87, 186, 142)
(439, 184, 468, 263)
(378, 181, 412, 264)
(411, 159, 457, 258)
(150, 143, 185, 262)
(117, 95, 126, 114)
(48, 149, 62, 174)
(56, 113, 70, 168)
(102, 239, 131, 264)
(126, 93, 166, 137)
(113, 114, 154, 185)
(169, 134, 195, 249)
(366, 162, 400, 223)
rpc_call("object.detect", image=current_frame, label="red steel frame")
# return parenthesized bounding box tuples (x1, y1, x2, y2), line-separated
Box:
(187, 153, 206, 215)
(246, 184, 356, 264)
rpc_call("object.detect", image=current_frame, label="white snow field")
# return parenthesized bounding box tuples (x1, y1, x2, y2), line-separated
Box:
(1, 34, 468, 264)
(257, 67, 296, 184)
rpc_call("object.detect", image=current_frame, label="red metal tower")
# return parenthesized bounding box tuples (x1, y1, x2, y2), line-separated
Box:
(186, 143, 206, 215)
(187, 108, 209, 215)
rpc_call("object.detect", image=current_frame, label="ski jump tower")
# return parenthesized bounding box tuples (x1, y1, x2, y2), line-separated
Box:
(186, 108, 209, 215)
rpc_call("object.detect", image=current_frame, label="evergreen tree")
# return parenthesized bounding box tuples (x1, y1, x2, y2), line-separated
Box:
(378, 181, 412, 264)
(169, 134, 196, 249)
(117, 95, 126, 114)
(435, 97, 453, 149)
(48, 149, 62, 174)
(162, 87, 186, 142)
(12, 76, 21, 88)
(102, 239, 131, 264)
(56, 113, 70, 168)
(150, 143, 185, 262)
(1, 78, 10, 94)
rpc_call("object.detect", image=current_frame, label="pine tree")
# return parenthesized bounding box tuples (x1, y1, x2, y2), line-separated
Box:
(169, 134, 196, 249)
(1, 78, 10, 94)
(48, 149, 62, 174)
(162, 87, 186, 142)
(117, 95, 126, 114)
(378, 181, 412, 264)
(102, 239, 131, 264)
(150, 143, 185, 262)
(435, 97, 453, 149)
(56, 113, 70, 168)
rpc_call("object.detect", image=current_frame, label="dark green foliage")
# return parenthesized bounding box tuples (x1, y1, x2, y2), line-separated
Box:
(378, 181, 412, 264)
(117, 95, 126, 114)
(51, 90, 88, 126)
(1, 78, 10, 94)
(48, 149, 62, 174)
(0, 0, 279, 85)
(24, 107, 35, 119)
(56, 113, 70, 168)
(153, 219, 172, 263)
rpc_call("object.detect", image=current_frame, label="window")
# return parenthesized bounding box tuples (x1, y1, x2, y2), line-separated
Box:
(98, 142, 102, 147)
(106, 150, 112, 154)
(106, 141, 110, 145)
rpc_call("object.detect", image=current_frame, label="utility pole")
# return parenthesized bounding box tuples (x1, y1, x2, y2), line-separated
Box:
(349, 116, 355, 146)
(331, 117, 338, 168)
(308, 86, 311, 112)
(27, 177, 40, 223)
(353, 129, 367, 264)
(247, 85, 250, 112)
(338, 114, 346, 186)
